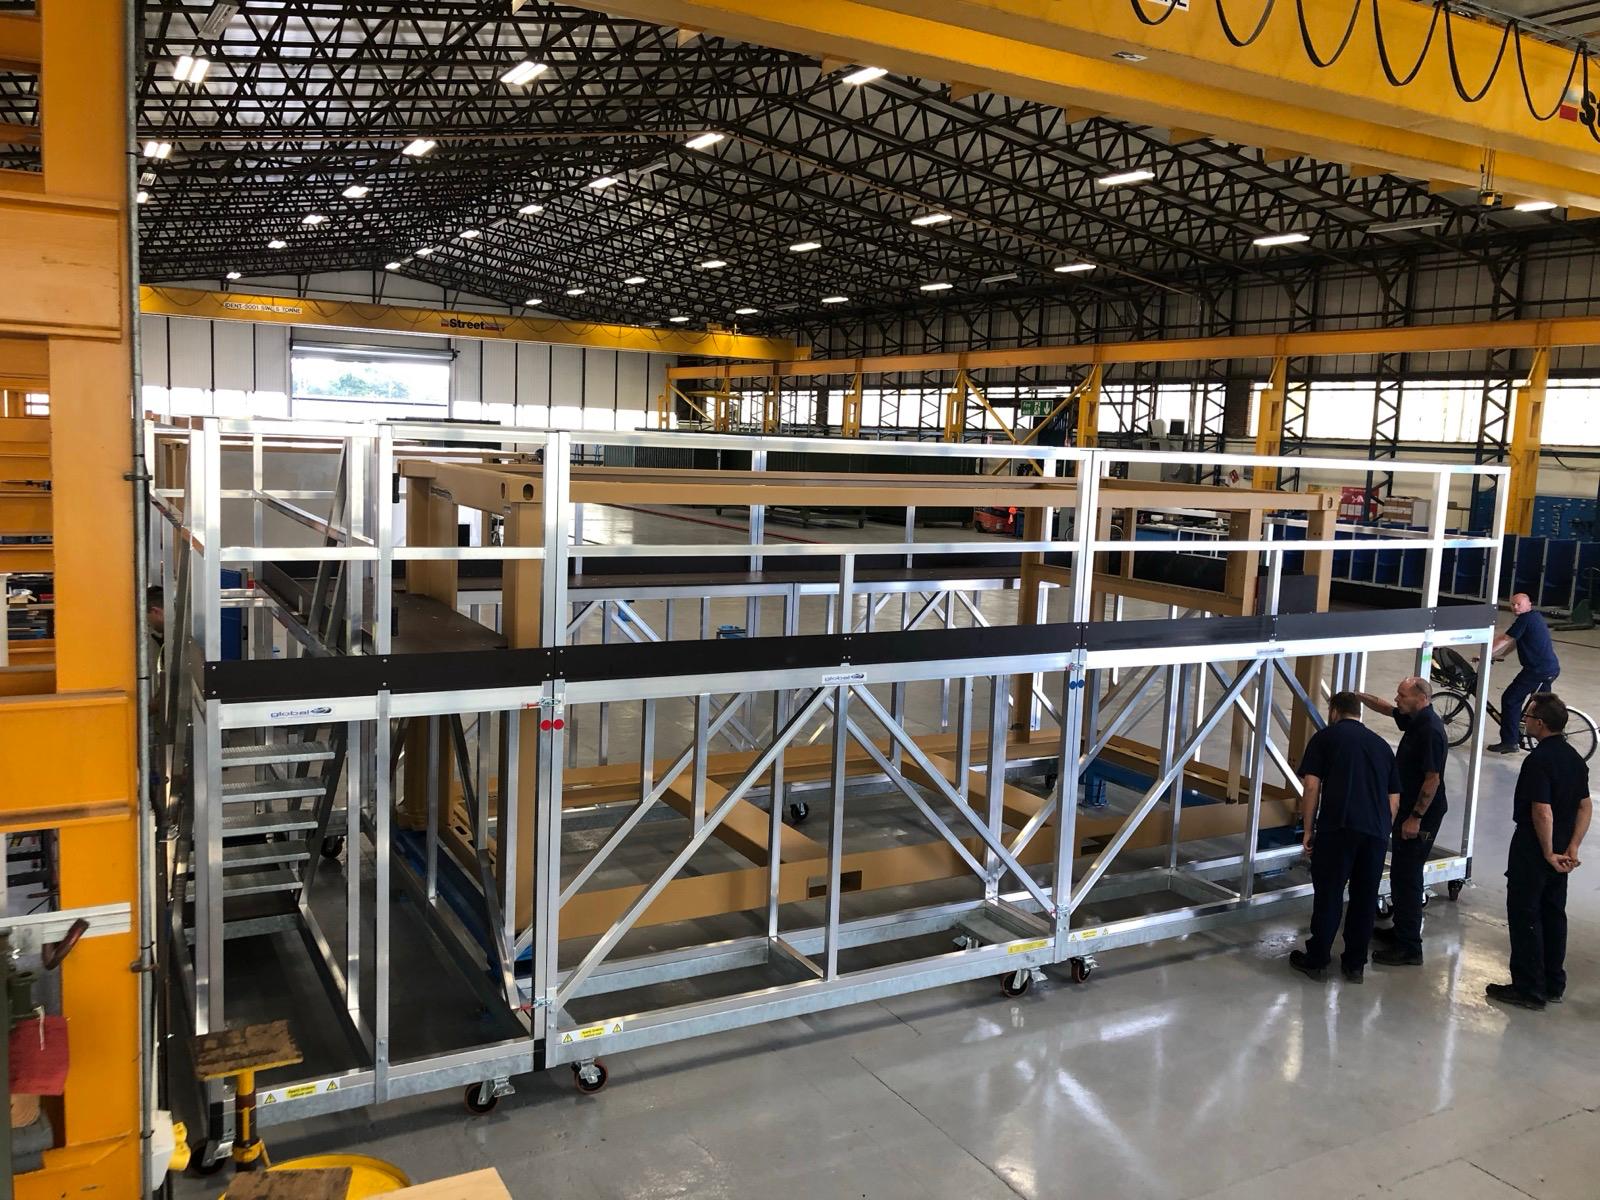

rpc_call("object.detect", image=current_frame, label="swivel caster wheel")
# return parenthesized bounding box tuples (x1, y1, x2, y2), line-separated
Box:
(1000, 969, 1032, 998)
(1420, 889, 1430, 909)
(1447, 878, 1465, 902)
(464, 1082, 498, 1114)
(786, 801, 809, 825)
(573, 1060, 608, 1095)
(187, 1142, 230, 1177)
(1069, 956, 1095, 984)
(1375, 895, 1394, 920)
(320, 835, 345, 861)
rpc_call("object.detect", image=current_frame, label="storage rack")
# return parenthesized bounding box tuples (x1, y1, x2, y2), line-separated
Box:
(146, 419, 1505, 1141)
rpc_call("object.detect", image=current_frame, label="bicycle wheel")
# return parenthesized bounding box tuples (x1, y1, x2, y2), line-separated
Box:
(1432, 689, 1474, 748)
(1565, 707, 1598, 763)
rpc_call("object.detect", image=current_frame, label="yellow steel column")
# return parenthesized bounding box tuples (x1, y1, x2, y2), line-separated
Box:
(1076, 364, 1101, 447)
(841, 371, 864, 437)
(1253, 357, 1288, 491)
(0, 1, 142, 1195)
(1507, 345, 1551, 537)
(762, 374, 780, 433)
(941, 367, 968, 441)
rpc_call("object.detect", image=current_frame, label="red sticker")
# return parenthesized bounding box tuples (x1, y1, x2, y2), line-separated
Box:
(539, 719, 553, 731)
(552, 718, 565, 730)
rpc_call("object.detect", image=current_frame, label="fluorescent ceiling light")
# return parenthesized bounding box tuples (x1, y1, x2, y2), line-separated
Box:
(525, 298, 543, 306)
(623, 275, 647, 284)
(518, 202, 545, 215)
(1096, 168, 1155, 187)
(139, 170, 156, 186)
(669, 315, 691, 323)
(402, 138, 437, 157)
(910, 212, 952, 226)
(415, 246, 435, 256)
(735, 306, 758, 315)
(267, 238, 287, 249)
(1367, 217, 1445, 234)
(1515, 199, 1559, 213)
(135, 190, 150, 204)
(384, 261, 401, 270)
(1252, 231, 1310, 246)
(919, 281, 953, 291)
(698, 259, 728, 269)
(1053, 262, 1096, 273)
(459, 228, 481, 239)
(500, 60, 548, 86)
(342, 184, 370, 199)
(685, 131, 725, 150)
(981, 271, 1019, 284)
(789, 241, 822, 252)
(172, 55, 210, 84)
(225, 270, 241, 280)
(842, 65, 888, 85)
(199, 2, 240, 39)
(589, 176, 619, 190)
(565, 287, 587, 296)
(821, 295, 848, 304)
(142, 141, 172, 160)
(301, 213, 326, 225)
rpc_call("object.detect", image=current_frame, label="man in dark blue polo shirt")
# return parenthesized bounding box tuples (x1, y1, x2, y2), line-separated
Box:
(1356, 675, 1448, 965)
(1488, 593, 1560, 753)
(1291, 691, 1401, 983)
(1487, 693, 1592, 1011)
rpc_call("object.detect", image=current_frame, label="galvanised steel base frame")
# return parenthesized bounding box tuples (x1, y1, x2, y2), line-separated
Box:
(148, 418, 1507, 1127)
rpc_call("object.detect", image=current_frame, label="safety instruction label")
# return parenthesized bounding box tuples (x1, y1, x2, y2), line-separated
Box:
(821, 670, 867, 686)
(1075, 926, 1105, 941)
(1007, 938, 1049, 955)
(559, 1020, 624, 1046)
(259, 1079, 340, 1106)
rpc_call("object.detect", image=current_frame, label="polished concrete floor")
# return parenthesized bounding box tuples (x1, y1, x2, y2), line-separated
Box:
(182, 508, 1600, 1200)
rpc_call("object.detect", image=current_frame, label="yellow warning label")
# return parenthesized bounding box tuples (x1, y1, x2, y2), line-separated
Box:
(1078, 927, 1104, 940)
(1007, 938, 1049, 955)
(261, 1078, 340, 1105)
(284, 1083, 318, 1100)
(559, 1021, 624, 1046)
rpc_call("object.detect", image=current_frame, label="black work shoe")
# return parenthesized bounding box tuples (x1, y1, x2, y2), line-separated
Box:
(1371, 926, 1400, 945)
(1341, 965, 1365, 983)
(1547, 993, 1565, 1004)
(1485, 982, 1545, 1010)
(1373, 947, 1424, 967)
(1487, 743, 1521, 755)
(1289, 950, 1326, 981)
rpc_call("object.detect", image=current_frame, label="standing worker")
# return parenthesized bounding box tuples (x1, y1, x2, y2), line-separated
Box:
(1487, 593, 1560, 754)
(1290, 692, 1402, 983)
(1355, 676, 1448, 966)
(1487, 693, 1592, 1011)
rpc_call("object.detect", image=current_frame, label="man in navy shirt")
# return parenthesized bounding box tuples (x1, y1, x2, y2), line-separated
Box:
(1356, 676, 1448, 965)
(1291, 692, 1402, 982)
(1488, 593, 1560, 753)
(1487, 693, 1592, 1011)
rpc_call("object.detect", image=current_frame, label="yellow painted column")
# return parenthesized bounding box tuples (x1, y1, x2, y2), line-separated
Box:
(1507, 345, 1550, 536)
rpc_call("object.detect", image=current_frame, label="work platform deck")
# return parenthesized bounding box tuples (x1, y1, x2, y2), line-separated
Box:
(148, 421, 1505, 1138)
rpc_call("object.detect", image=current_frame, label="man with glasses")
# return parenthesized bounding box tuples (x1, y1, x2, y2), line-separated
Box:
(1487, 693, 1592, 1011)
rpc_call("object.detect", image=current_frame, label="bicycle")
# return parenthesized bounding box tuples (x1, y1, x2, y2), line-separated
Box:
(1428, 645, 1597, 762)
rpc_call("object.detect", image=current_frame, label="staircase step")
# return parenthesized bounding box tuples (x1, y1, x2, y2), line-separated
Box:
(223, 741, 335, 768)
(222, 777, 326, 804)
(185, 869, 303, 901)
(222, 811, 320, 839)
(223, 841, 310, 871)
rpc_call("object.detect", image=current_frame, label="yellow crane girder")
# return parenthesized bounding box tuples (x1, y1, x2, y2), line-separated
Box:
(587, 0, 1600, 210)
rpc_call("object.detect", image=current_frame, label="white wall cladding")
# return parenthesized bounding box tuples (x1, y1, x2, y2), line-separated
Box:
(140, 272, 672, 426)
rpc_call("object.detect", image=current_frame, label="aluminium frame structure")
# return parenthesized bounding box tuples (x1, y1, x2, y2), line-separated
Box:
(147, 420, 1505, 1132)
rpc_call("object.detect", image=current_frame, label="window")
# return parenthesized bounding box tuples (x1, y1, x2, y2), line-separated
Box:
(290, 342, 451, 421)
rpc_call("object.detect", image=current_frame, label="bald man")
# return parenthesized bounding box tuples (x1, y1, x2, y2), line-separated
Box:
(1488, 594, 1560, 754)
(1356, 676, 1449, 965)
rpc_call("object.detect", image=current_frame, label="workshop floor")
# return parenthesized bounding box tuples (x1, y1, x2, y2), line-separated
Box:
(181, 508, 1600, 1200)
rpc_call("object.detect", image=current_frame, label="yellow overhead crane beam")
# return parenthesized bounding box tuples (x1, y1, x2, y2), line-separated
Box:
(138, 286, 811, 361)
(586, 0, 1600, 210)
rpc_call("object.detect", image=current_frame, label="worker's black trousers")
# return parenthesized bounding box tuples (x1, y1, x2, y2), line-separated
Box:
(1506, 832, 1569, 1001)
(1306, 827, 1388, 972)
(1387, 827, 1435, 957)
(1499, 669, 1557, 747)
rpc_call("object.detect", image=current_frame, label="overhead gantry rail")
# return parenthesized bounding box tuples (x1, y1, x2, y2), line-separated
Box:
(586, 0, 1600, 212)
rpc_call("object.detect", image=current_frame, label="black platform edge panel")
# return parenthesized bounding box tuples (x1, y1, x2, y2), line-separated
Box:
(206, 607, 1488, 702)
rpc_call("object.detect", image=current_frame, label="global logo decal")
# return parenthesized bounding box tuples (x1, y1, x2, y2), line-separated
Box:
(268, 705, 334, 720)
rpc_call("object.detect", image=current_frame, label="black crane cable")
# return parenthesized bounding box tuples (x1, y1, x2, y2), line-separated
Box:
(1127, 1, 1600, 143)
